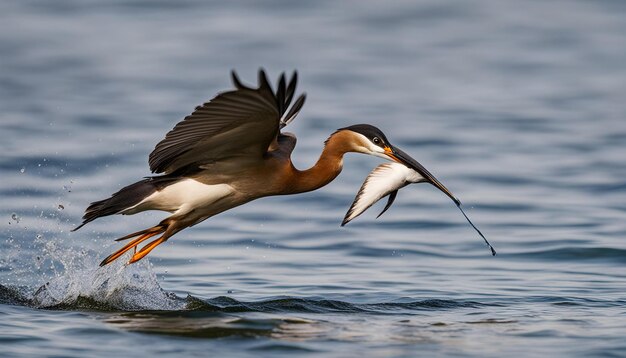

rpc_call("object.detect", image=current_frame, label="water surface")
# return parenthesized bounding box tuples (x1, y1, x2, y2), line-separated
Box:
(1, 1, 626, 357)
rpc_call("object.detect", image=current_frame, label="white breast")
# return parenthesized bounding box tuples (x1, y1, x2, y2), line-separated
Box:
(123, 179, 234, 216)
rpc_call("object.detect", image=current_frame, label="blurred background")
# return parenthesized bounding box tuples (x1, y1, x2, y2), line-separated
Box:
(1, 1, 625, 357)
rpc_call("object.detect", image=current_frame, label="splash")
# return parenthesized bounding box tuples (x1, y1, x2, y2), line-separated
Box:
(2, 229, 185, 311)
(30, 254, 185, 311)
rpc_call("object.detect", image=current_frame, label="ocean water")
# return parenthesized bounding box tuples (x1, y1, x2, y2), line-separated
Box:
(1, 1, 626, 357)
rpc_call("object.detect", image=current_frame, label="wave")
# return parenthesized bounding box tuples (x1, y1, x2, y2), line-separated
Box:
(0, 283, 482, 314)
(185, 295, 484, 314)
(508, 246, 626, 263)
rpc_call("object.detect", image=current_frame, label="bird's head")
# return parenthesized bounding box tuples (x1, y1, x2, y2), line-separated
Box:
(336, 124, 461, 206)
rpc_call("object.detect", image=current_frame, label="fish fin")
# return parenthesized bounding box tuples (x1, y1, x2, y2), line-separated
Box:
(376, 190, 398, 219)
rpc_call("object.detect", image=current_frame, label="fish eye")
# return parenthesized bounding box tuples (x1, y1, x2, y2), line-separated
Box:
(372, 137, 381, 145)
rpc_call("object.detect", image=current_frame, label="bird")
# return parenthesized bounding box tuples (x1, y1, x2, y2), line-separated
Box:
(341, 162, 496, 255)
(73, 69, 482, 266)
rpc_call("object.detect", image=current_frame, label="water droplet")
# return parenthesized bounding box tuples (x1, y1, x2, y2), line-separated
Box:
(19, 167, 25, 173)
(11, 213, 20, 223)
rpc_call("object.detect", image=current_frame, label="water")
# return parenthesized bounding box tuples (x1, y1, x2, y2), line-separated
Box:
(1, 0, 625, 356)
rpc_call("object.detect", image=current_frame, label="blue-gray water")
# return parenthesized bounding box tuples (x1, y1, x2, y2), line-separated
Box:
(1, 1, 625, 357)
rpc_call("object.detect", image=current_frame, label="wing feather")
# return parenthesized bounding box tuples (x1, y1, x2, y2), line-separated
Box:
(149, 69, 305, 174)
(280, 93, 306, 129)
(284, 71, 297, 111)
(276, 73, 287, 115)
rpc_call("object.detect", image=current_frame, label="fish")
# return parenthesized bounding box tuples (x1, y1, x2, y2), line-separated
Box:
(342, 162, 496, 256)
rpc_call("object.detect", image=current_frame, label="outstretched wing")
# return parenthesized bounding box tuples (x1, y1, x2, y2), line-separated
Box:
(149, 69, 306, 174)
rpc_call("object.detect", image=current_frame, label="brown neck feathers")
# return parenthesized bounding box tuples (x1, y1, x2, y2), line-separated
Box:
(288, 131, 354, 194)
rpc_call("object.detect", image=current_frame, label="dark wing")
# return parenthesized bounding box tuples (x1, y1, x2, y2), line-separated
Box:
(149, 69, 306, 174)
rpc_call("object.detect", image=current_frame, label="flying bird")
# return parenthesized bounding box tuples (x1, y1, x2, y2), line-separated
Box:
(73, 69, 490, 266)
(341, 162, 496, 255)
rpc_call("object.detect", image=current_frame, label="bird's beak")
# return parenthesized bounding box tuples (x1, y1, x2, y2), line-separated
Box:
(384, 145, 461, 206)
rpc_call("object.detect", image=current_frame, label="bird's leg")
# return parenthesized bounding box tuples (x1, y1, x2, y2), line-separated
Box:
(114, 224, 166, 241)
(128, 217, 178, 264)
(128, 219, 178, 264)
(99, 223, 168, 267)
(128, 235, 170, 264)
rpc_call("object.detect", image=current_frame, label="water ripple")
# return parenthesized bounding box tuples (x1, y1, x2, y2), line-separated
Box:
(509, 247, 626, 263)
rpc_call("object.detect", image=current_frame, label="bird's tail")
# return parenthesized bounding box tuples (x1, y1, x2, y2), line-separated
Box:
(72, 177, 179, 231)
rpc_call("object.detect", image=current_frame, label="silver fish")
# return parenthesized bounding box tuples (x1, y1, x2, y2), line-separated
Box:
(342, 162, 496, 256)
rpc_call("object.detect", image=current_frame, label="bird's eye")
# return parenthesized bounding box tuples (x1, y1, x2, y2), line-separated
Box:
(372, 137, 381, 145)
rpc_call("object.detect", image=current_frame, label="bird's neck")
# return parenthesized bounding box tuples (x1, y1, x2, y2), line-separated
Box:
(289, 132, 350, 194)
